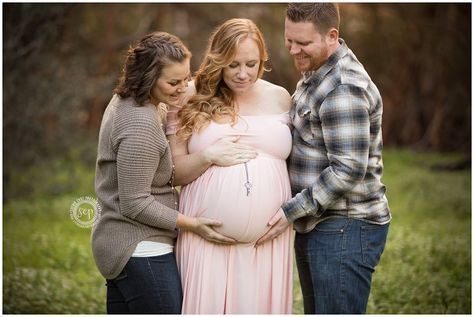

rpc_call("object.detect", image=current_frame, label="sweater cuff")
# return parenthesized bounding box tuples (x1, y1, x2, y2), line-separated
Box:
(134, 204, 179, 231)
(282, 188, 322, 223)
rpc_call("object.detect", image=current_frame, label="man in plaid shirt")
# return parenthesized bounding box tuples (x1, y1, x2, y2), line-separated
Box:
(257, 3, 391, 314)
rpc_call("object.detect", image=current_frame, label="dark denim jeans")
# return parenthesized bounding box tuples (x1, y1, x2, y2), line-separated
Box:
(295, 217, 389, 314)
(106, 253, 182, 314)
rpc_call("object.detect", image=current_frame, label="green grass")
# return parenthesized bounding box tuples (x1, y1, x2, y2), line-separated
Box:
(365, 149, 471, 314)
(3, 160, 105, 313)
(3, 148, 471, 313)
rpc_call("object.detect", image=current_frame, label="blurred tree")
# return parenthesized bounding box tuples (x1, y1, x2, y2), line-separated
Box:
(4, 4, 75, 171)
(3, 3, 471, 199)
(340, 3, 471, 153)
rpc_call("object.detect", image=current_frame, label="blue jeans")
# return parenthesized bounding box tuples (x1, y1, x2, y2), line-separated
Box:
(295, 218, 389, 314)
(106, 253, 182, 314)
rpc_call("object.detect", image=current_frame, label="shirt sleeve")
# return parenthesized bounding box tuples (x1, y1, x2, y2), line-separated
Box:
(282, 85, 371, 222)
(115, 114, 179, 230)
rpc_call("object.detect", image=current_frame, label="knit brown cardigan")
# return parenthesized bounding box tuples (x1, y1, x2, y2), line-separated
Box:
(92, 94, 179, 279)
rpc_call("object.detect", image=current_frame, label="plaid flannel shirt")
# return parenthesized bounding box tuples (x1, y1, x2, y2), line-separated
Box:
(282, 39, 391, 233)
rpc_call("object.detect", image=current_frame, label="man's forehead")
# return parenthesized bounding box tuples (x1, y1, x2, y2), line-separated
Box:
(284, 19, 319, 38)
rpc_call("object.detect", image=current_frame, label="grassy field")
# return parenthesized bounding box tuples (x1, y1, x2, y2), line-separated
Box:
(3, 148, 471, 314)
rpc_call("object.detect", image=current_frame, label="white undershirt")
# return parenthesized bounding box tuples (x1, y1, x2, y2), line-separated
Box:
(131, 241, 174, 257)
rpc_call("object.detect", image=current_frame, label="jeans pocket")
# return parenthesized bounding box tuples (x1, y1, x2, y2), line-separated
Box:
(360, 223, 389, 269)
(314, 217, 350, 234)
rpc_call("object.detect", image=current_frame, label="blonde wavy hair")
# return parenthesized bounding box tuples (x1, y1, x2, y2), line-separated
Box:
(177, 18, 269, 141)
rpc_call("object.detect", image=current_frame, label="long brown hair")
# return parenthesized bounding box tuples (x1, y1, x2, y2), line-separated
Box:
(114, 31, 191, 107)
(177, 18, 269, 141)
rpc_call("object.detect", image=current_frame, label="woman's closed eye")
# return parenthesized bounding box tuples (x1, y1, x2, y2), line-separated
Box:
(229, 61, 258, 69)
(169, 76, 191, 87)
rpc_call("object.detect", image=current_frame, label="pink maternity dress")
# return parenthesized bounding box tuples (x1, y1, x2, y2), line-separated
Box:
(167, 109, 293, 314)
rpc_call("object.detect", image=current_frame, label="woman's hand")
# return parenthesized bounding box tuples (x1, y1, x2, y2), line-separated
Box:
(203, 136, 257, 167)
(177, 214, 237, 244)
(255, 208, 290, 246)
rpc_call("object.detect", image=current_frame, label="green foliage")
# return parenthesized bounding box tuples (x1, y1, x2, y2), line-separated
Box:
(366, 149, 471, 313)
(4, 139, 97, 201)
(3, 149, 471, 313)
(3, 195, 106, 313)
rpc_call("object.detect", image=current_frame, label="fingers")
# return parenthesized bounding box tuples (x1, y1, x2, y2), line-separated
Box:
(234, 153, 257, 163)
(230, 144, 258, 161)
(232, 144, 257, 155)
(255, 229, 273, 246)
(256, 227, 281, 246)
(214, 151, 257, 166)
(228, 146, 258, 160)
(199, 217, 222, 227)
(197, 217, 237, 244)
(202, 228, 237, 244)
(255, 216, 290, 247)
(268, 210, 283, 226)
(209, 136, 257, 166)
(208, 232, 237, 244)
(218, 136, 256, 153)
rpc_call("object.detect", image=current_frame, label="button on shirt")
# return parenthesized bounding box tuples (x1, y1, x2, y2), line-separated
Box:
(282, 39, 391, 233)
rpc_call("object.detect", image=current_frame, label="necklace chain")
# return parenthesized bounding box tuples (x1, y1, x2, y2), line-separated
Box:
(244, 162, 252, 196)
(170, 163, 178, 208)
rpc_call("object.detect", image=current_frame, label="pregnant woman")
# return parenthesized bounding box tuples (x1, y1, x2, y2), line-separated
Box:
(166, 19, 293, 314)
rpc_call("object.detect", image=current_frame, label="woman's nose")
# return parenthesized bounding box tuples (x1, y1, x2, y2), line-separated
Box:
(237, 69, 247, 79)
(177, 81, 187, 92)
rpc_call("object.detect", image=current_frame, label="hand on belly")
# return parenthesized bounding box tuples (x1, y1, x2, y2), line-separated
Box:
(187, 160, 290, 243)
(200, 201, 277, 243)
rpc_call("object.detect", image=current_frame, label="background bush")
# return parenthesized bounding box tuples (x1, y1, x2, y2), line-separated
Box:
(3, 149, 470, 314)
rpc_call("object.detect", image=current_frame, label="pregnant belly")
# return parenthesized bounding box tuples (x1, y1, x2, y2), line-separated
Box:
(204, 186, 285, 243)
(179, 159, 290, 243)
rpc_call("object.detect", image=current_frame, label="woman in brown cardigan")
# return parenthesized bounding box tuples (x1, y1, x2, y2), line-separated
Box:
(92, 31, 237, 314)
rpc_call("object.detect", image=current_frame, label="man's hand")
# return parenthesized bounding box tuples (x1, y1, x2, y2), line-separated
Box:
(255, 208, 290, 246)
